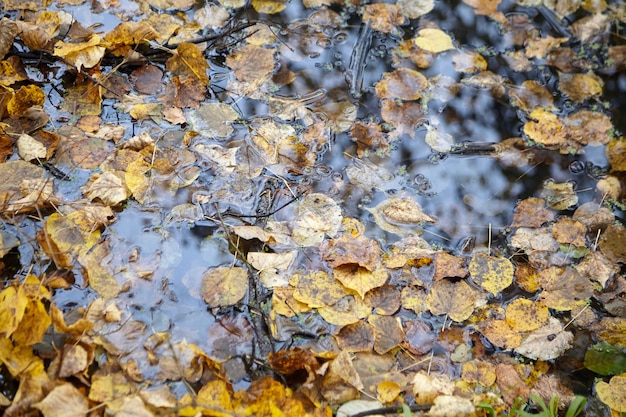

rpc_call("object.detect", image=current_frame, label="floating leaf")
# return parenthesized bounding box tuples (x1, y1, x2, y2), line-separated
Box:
(292, 193, 342, 247)
(201, 266, 248, 308)
(226, 44, 275, 83)
(166, 43, 210, 85)
(584, 342, 626, 376)
(558, 72, 603, 103)
(53, 34, 105, 71)
(413, 28, 455, 53)
(523, 109, 566, 146)
(468, 252, 514, 296)
(362, 4, 407, 35)
(252, 0, 287, 14)
(247, 251, 296, 288)
(291, 270, 346, 308)
(367, 196, 435, 236)
(397, 0, 435, 19)
(33, 384, 89, 417)
(425, 124, 454, 152)
(540, 180, 578, 210)
(461, 360, 496, 387)
(375, 68, 428, 101)
(511, 197, 554, 228)
(7, 84, 45, 118)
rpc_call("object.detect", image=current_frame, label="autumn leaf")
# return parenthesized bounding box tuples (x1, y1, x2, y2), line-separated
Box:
(375, 68, 428, 101)
(367, 196, 435, 236)
(514, 317, 573, 361)
(425, 279, 482, 322)
(53, 34, 105, 71)
(166, 43, 210, 85)
(468, 252, 514, 296)
(523, 109, 566, 146)
(201, 266, 248, 307)
(596, 374, 626, 413)
(362, 4, 407, 35)
(291, 193, 343, 247)
(413, 28, 455, 53)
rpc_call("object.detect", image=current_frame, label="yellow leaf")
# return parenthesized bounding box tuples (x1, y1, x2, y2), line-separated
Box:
(596, 374, 626, 413)
(291, 270, 347, 308)
(333, 265, 388, 299)
(377, 380, 402, 403)
(413, 28, 455, 53)
(318, 295, 371, 326)
(12, 298, 51, 345)
(559, 72, 603, 103)
(201, 266, 248, 307)
(53, 34, 105, 71)
(7, 84, 45, 118)
(82, 171, 129, 206)
(251, 0, 287, 14)
(461, 359, 496, 387)
(0, 285, 28, 337)
(33, 384, 89, 417)
(367, 196, 435, 236)
(505, 298, 549, 332)
(425, 280, 481, 322)
(79, 240, 120, 299)
(166, 43, 210, 85)
(469, 252, 514, 295)
(523, 109, 566, 146)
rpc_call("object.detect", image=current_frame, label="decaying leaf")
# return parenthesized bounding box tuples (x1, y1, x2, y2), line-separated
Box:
(596, 375, 626, 413)
(292, 193, 343, 246)
(505, 298, 549, 332)
(375, 68, 428, 101)
(468, 252, 514, 296)
(0, 160, 54, 214)
(362, 3, 407, 35)
(514, 317, 573, 361)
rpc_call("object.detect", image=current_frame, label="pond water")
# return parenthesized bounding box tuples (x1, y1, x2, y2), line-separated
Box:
(2, 0, 625, 412)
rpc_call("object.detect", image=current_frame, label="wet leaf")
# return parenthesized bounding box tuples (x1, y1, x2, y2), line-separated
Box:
(540, 180, 578, 210)
(523, 109, 566, 146)
(82, 171, 129, 205)
(481, 319, 522, 349)
(375, 68, 428, 101)
(362, 4, 407, 35)
(166, 43, 210, 85)
(53, 34, 105, 71)
(103, 22, 159, 56)
(226, 44, 275, 83)
(599, 224, 626, 264)
(558, 72, 603, 103)
(252, 0, 287, 14)
(201, 266, 248, 308)
(563, 110, 613, 146)
(7, 84, 45, 118)
(511, 197, 555, 228)
(398, 0, 435, 19)
(596, 375, 626, 413)
(0, 285, 28, 337)
(584, 342, 626, 376)
(590, 318, 626, 347)
(538, 266, 594, 311)
(248, 251, 296, 288)
(369, 314, 403, 354)
(381, 98, 427, 137)
(334, 265, 387, 300)
(413, 28, 455, 53)
(292, 193, 343, 247)
(514, 317, 573, 361)
(291, 271, 346, 308)
(461, 359, 496, 387)
(468, 252, 514, 296)
(318, 295, 371, 326)
(335, 321, 375, 352)
(425, 124, 454, 152)
(551, 218, 586, 247)
(425, 279, 482, 322)
(412, 372, 455, 404)
(367, 196, 435, 236)
(509, 80, 555, 111)
(505, 298, 549, 332)
(451, 50, 487, 73)
(79, 240, 120, 299)
(364, 285, 401, 315)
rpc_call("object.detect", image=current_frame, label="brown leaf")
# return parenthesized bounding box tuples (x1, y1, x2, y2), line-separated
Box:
(166, 43, 210, 85)
(375, 68, 428, 101)
(362, 4, 407, 35)
(426, 279, 482, 322)
(511, 197, 555, 228)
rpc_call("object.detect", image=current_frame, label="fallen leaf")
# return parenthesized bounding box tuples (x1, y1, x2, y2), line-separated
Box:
(514, 317, 573, 360)
(413, 28, 455, 53)
(468, 252, 514, 296)
(362, 3, 407, 35)
(292, 193, 343, 247)
(367, 196, 435, 236)
(201, 266, 248, 308)
(375, 68, 428, 101)
(33, 384, 89, 417)
(425, 279, 482, 322)
(596, 375, 626, 413)
(505, 298, 549, 332)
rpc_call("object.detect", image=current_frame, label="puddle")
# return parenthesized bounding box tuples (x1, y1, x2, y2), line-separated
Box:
(3, 0, 625, 408)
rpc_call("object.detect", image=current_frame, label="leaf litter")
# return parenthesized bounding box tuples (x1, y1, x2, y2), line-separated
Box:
(0, 0, 625, 415)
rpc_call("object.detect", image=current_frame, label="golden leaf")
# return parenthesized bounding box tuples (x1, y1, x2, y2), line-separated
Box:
(505, 298, 549, 332)
(523, 109, 566, 146)
(333, 265, 388, 299)
(413, 28, 455, 53)
(596, 375, 626, 413)
(166, 43, 210, 85)
(53, 34, 105, 71)
(469, 252, 514, 296)
(33, 384, 89, 417)
(201, 266, 248, 307)
(7, 84, 45, 118)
